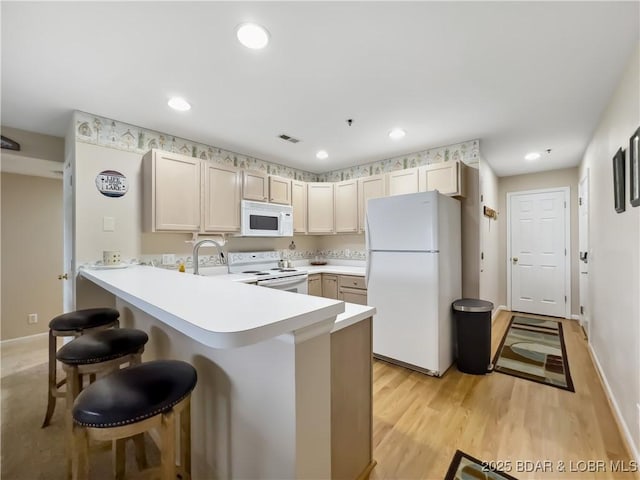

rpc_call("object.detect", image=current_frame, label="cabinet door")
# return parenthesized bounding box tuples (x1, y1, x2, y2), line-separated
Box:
(203, 162, 241, 232)
(334, 179, 359, 233)
(269, 176, 292, 205)
(291, 181, 307, 234)
(307, 183, 335, 234)
(308, 274, 322, 297)
(338, 286, 368, 305)
(322, 274, 338, 299)
(242, 170, 268, 202)
(387, 168, 419, 196)
(358, 174, 386, 232)
(424, 162, 463, 196)
(151, 151, 201, 231)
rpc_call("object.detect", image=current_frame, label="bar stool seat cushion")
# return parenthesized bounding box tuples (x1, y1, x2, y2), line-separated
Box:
(49, 308, 120, 332)
(56, 328, 149, 365)
(73, 360, 197, 428)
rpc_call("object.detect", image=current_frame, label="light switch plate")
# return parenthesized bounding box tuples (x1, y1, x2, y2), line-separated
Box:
(103, 216, 115, 232)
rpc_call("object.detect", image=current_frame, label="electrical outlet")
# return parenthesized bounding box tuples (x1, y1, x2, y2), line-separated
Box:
(162, 254, 176, 265)
(27, 313, 38, 324)
(345, 249, 350, 257)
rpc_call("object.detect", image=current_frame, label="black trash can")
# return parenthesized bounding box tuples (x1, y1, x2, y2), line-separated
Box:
(452, 298, 494, 375)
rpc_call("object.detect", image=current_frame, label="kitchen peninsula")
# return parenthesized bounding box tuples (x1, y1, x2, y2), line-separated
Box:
(77, 266, 376, 479)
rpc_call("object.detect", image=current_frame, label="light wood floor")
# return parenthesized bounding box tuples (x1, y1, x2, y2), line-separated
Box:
(370, 310, 638, 479)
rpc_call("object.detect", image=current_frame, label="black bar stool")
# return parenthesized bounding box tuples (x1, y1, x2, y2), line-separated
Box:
(42, 307, 120, 428)
(57, 328, 149, 478)
(71, 360, 197, 480)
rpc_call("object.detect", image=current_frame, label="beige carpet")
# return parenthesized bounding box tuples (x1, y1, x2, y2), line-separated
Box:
(1, 356, 160, 479)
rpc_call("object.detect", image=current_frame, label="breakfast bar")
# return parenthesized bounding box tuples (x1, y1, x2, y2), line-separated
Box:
(76, 266, 375, 479)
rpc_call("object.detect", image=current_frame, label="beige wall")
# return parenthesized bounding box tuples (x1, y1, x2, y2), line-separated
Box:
(497, 167, 579, 315)
(316, 234, 364, 254)
(579, 44, 639, 458)
(461, 165, 480, 298)
(75, 142, 142, 265)
(0, 126, 64, 162)
(479, 159, 500, 310)
(1, 173, 63, 340)
(141, 232, 319, 256)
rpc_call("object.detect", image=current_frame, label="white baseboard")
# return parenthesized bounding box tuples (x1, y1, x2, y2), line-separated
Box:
(570, 314, 580, 321)
(492, 305, 507, 321)
(588, 343, 640, 464)
(0, 331, 48, 346)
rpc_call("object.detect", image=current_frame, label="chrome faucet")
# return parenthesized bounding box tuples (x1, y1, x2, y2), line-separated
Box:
(192, 239, 226, 275)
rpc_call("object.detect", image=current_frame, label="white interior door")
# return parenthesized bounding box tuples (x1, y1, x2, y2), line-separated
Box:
(509, 189, 569, 318)
(579, 173, 590, 337)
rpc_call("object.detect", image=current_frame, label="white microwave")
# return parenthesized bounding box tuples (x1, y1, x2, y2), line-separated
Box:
(241, 200, 293, 237)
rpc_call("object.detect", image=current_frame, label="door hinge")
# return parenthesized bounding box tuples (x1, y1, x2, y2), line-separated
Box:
(480, 194, 484, 202)
(579, 197, 582, 206)
(564, 201, 567, 208)
(565, 248, 567, 256)
(565, 295, 567, 303)
(580, 305, 584, 314)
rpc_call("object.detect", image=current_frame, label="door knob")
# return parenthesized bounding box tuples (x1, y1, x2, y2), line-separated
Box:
(512, 257, 519, 264)
(58, 273, 68, 280)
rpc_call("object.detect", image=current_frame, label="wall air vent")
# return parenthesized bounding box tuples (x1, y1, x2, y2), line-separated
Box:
(278, 134, 300, 144)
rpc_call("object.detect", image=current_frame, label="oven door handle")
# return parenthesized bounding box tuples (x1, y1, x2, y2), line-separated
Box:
(257, 275, 309, 287)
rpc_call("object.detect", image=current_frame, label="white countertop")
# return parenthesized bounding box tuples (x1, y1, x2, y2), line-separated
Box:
(303, 265, 366, 276)
(332, 302, 375, 333)
(80, 266, 346, 349)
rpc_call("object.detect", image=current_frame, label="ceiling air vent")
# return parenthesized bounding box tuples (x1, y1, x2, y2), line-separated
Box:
(278, 134, 300, 144)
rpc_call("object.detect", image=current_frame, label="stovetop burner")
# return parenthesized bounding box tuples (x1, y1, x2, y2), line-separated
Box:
(270, 268, 298, 272)
(242, 270, 261, 274)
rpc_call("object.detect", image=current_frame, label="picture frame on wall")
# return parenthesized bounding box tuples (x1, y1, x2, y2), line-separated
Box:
(630, 126, 639, 207)
(613, 147, 625, 213)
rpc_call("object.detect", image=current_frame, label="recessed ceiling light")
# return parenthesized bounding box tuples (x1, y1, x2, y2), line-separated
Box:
(525, 152, 541, 161)
(316, 150, 328, 160)
(389, 128, 406, 140)
(168, 97, 191, 111)
(236, 23, 270, 49)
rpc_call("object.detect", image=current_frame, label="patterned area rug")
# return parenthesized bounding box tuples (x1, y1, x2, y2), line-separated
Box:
(444, 450, 518, 480)
(493, 316, 574, 392)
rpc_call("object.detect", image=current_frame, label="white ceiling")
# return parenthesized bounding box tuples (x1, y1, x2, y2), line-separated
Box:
(1, 2, 638, 176)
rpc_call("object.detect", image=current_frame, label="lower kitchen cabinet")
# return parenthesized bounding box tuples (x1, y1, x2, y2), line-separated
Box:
(322, 274, 339, 299)
(338, 275, 368, 305)
(307, 274, 322, 297)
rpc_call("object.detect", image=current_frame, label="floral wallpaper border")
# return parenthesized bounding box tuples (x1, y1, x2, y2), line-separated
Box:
(74, 111, 319, 182)
(317, 139, 480, 182)
(74, 111, 479, 184)
(139, 247, 366, 269)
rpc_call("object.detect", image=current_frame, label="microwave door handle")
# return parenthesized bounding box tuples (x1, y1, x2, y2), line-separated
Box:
(278, 213, 285, 235)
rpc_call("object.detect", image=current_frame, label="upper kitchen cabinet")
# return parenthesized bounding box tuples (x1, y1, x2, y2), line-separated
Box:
(291, 180, 307, 234)
(242, 170, 268, 202)
(358, 174, 386, 232)
(387, 167, 419, 196)
(419, 161, 466, 197)
(202, 162, 241, 233)
(143, 149, 201, 232)
(334, 179, 359, 233)
(268, 175, 292, 205)
(307, 182, 335, 234)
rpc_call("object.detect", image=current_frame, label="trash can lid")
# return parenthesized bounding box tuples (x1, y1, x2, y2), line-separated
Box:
(452, 298, 494, 313)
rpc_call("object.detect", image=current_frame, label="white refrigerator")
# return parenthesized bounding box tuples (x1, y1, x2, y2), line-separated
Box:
(366, 191, 461, 376)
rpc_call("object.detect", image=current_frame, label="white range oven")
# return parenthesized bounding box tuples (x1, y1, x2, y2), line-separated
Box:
(227, 251, 308, 294)
(257, 275, 308, 294)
